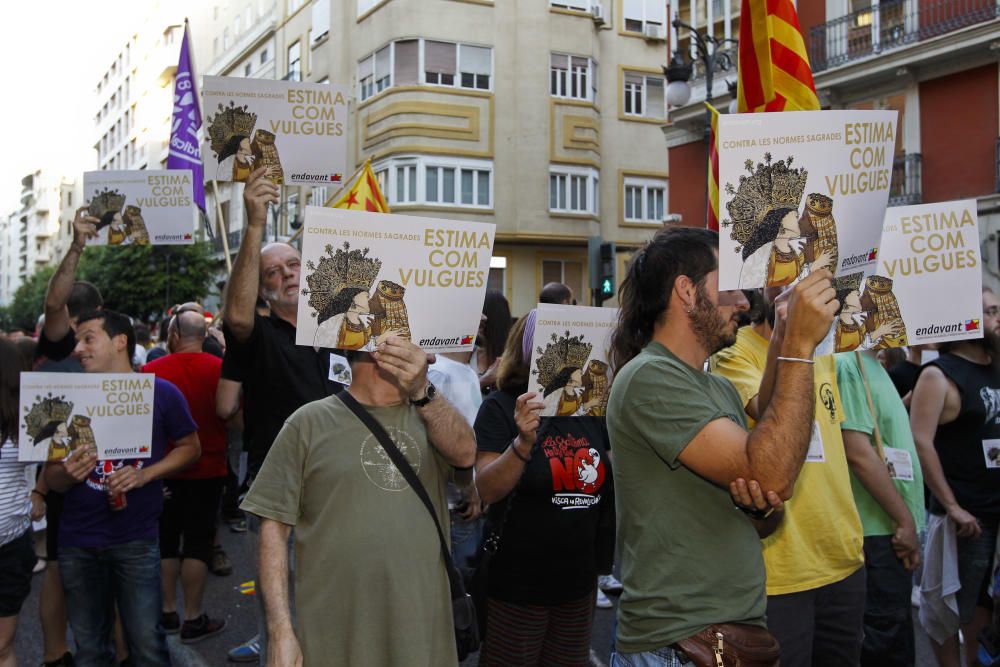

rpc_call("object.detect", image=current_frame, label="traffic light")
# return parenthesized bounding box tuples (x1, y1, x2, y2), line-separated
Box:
(598, 241, 616, 304)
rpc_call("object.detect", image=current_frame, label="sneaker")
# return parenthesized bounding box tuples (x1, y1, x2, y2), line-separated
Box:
(160, 611, 180, 635)
(598, 573, 623, 595)
(210, 547, 233, 576)
(229, 518, 247, 533)
(181, 613, 227, 644)
(227, 635, 261, 662)
(41, 652, 76, 667)
(596, 588, 613, 609)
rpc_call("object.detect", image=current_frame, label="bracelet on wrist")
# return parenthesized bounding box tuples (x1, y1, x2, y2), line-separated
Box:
(777, 356, 814, 365)
(31, 489, 46, 501)
(739, 505, 776, 520)
(509, 439, 531, 463)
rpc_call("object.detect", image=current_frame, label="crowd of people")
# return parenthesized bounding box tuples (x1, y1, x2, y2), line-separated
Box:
(0, 167, 997, 667)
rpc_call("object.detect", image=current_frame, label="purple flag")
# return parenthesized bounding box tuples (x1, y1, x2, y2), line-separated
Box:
(167, 23, 205, 211)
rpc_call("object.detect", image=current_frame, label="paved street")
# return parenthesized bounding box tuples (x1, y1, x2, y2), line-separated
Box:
(10, 526, 960, 666)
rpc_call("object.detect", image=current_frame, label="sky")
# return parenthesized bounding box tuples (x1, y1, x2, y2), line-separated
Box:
(0, 1, 151, 212)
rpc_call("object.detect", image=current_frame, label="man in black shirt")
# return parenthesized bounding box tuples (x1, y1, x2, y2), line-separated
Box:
(911, 289, 1000, 667)
(223, 167, 339, 663)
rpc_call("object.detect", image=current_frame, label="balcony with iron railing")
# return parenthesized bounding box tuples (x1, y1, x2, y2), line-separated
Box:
(888, 153, 921, 206)
(810, 0, 999, 72)
(211, 228, 243, 255)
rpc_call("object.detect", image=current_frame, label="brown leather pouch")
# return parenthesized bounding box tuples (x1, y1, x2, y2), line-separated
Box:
(673, 623, 780, 667)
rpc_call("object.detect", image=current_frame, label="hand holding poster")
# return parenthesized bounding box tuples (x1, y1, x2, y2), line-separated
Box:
(832, 199, 983, 351)
(296, 208, 496, 352)
(83, 170, 195, 245)
(528, 304, 617, 418)
(717, 110, 897, 290)
(18, 373, 155, 462)
(202, 76, 348, 186)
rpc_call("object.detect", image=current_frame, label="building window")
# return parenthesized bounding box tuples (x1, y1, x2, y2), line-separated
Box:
(359, 40, 492, 101)
(622, 0, 666, 33)
(376, 157, 494, 208)
(550, 53, 595, 101)
(542, 259, 584, 303)
(357, 0, 382, 16)
(549, 167, 599, 214)
(287, 41, 301, 80)
(234, 15, 241, 35)
(245, 63, 253, 76)
(624, 71, 665, 119)
(551, 0, 590, 9)
(213, 37, 219, 56)
(260, 48, 269, 64)
(288, 0, 305, 13)
(623, 177, 666, 223)
(223, 28, 230, 50)
(310, 186, 329, 205)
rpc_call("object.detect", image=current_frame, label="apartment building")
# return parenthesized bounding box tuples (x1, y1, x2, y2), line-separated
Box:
(204, 0, 674, 314)
(664, 0, 1000, 289)
(0, 171, 80, 306)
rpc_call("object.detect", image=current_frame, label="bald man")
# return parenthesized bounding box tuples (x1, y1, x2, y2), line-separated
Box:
(221, 168, 340, 663)
(142, 309, 229, 641)
(540, 282, 575, 305)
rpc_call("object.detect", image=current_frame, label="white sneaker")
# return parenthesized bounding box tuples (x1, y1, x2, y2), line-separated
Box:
(596, 588, 613, 609)
(598, 573, 623, 595)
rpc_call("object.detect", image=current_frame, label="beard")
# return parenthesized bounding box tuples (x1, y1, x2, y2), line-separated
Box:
(984, 329, 1000, 363)
(689, 284, 735, 354)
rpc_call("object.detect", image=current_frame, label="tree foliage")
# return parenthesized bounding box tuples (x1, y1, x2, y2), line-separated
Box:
(76, 243, 222, 321)
(6, 266, 56, 331)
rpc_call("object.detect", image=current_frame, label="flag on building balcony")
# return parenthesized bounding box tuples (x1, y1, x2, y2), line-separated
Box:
(328, 161, 390, 212)
(166, 20, 205, 211)
(707, 103, 721, 231)
(736, 0, 820, 113)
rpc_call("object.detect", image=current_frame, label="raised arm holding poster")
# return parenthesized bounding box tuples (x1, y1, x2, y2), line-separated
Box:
(832, 199, 982, 352)
(201, 76, 348, 186)
(83, 170, 195, 245)
(296, 208, 495, 352)
(717, 110, 897, 290)
(528, 304, 617, 417)
(19, 373, 155, 462)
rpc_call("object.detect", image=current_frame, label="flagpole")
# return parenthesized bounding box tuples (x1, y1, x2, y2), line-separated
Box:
(212, 180, 232, 274)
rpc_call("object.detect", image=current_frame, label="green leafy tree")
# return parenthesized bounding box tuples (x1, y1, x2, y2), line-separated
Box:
(76, 243, 222, 322)
(7, 266, 56, 331)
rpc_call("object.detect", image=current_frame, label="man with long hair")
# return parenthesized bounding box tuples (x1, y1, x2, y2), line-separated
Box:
(607, 226, 837, 665)
(911, 288, 1000, 667)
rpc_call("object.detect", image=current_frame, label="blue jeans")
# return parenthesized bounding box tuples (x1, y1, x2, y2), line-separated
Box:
(450, 514, 483, 582)
(610, 646, 686, 667)
(60, 539, 169, 667)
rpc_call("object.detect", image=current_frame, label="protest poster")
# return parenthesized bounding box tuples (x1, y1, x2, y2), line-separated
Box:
(831, 199, 983, 352)
(83, 170, 195, 245)
(18, 373, 155, 462)
(717, 109, 897, 290)
(528, 304, 617, 417)
(296, 208, 496, 352)
(201, 76, 348, 186)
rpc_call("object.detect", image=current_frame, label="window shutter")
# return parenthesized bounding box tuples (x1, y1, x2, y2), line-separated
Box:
(425, 41, 457, 74)
(394, 40, 419, 85)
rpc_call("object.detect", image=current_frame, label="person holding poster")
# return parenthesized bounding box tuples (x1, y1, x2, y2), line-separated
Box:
(711, 287, 866, 667)
(910, 289, 1000, 667)
(835, 349, 924, 666)
(607, 227, 839, 667)
(473, 312, 614, 666)
(241, 337, 476, 667)
(44, 311, 201, 667)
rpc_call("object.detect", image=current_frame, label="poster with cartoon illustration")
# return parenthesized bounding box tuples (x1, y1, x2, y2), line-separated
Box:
(83, 170, 195, 245)
(201, 76, 348, 186)
(717, 110, 897, 290)
(296, 208, 496, 353)
(831, 199, 983, 352)
(528, 304, 617, 418)
(18, 373, 155, 462)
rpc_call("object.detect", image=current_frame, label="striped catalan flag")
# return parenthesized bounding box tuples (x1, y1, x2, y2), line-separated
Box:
(736, 0, 820, 113)
(707, 103, 721, 231)
(328, 160, 390, 213)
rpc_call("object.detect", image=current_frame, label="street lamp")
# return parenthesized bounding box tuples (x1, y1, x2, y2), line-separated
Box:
(663, 18, 738, 140)
(268, 200, 303, 242)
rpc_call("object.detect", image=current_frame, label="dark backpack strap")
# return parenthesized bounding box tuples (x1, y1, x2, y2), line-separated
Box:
(336, 390, 467, 599)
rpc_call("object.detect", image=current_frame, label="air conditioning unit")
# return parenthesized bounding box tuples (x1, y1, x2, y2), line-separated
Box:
(591, 2, 605, 24)
(643, 23, 667, 40)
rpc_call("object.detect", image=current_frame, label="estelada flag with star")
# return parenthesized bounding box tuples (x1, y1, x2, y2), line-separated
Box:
(328, 160, 390, 212)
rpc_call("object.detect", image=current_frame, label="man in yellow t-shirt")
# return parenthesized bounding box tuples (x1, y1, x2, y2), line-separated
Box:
(711, 289, 865, 667)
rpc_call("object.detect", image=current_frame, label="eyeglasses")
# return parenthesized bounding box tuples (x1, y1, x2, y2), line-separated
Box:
(986, 306, 1000, 317)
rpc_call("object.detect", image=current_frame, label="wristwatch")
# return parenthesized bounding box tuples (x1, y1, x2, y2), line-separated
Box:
(410, 382, 437, 407)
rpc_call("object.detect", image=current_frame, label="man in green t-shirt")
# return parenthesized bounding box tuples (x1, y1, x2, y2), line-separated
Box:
(607, 227, 839, 665)
(836, 350, 924, 667)
(241, 338, 476, 667)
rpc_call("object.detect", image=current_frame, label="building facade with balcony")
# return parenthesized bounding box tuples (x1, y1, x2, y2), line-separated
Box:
(200, 0, 674, 314)
(664, 0, 1000, 289)
(0, 171, 80, 306)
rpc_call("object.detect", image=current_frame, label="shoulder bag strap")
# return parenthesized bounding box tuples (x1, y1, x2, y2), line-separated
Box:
(336, 390, 466, 598)
(854, 350, 886, 462)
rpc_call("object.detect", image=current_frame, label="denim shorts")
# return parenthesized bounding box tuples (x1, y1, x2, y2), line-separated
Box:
(611, 646, 688, 667)
(955, 515, 1000, 624)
